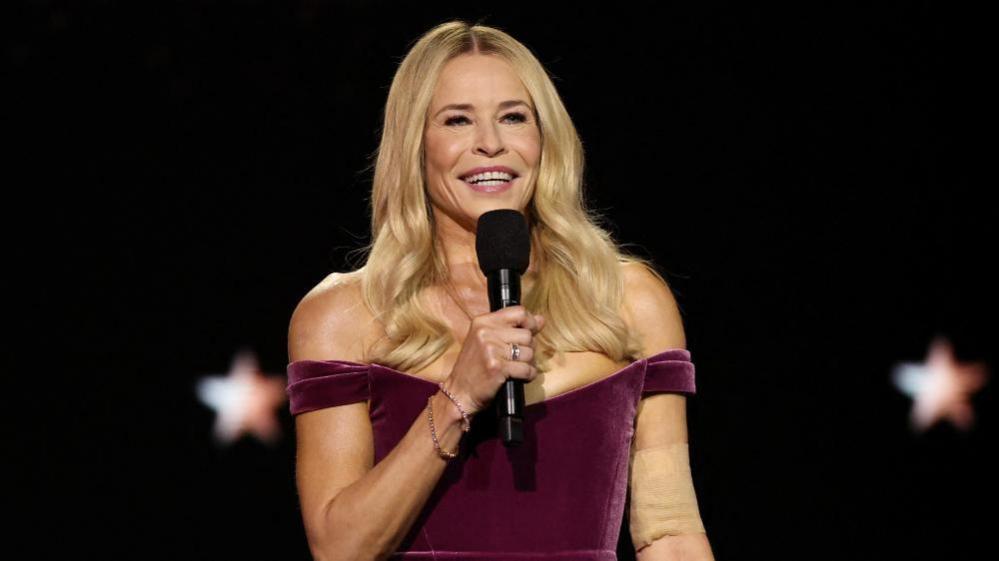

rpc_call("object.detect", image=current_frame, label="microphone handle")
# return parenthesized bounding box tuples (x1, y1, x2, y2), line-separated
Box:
(486, 268, 525, 446)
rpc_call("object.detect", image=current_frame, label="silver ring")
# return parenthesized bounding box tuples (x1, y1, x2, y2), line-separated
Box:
(510, 343, 520, 361)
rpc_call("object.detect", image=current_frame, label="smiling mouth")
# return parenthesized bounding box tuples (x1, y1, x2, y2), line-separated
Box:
(462, 175, 516, 193)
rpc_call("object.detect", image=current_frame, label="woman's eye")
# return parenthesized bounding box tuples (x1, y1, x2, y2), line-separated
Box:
(444, 112, 529, 126)
(504, 111, 528, 124)
(444, 115, 470, 126)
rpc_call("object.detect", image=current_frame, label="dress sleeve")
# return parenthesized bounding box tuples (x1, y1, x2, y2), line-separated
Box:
(285, 360, 370, 415)
(641, 349, 696, 396)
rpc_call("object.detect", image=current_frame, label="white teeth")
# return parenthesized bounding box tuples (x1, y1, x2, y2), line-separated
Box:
(463, 171, 514, 183)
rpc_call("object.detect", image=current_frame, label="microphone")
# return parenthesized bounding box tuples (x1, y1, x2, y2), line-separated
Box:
(475, 209, 531, 446)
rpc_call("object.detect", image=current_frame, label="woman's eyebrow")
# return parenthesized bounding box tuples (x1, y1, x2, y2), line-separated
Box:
(434, 99, 531, 116)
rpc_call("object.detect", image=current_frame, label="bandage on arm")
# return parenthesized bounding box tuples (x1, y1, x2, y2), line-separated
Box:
(628, 441, 706, 551)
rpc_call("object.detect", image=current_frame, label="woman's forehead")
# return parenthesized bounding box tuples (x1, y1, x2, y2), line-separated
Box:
(432, 56, 529, 106)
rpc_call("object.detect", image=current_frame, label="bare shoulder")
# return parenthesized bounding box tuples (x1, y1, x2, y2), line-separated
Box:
(287, 269, 379, 363)
(621, 261, 691, 450)
(619, 261, 687, 357)
(288, 270, 378, 552)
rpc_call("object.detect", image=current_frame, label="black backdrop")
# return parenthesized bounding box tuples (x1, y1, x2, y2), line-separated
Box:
(15, 1, 994, 559)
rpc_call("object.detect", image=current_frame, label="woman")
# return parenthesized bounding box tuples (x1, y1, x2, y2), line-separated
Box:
(286, 20, 715, 560)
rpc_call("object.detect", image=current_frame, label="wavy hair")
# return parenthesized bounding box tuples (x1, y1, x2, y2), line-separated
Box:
(345, 19, 673, 373)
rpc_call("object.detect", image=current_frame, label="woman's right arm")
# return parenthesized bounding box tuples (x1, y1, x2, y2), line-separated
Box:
(288, 277, 468, 560)
(294, 381, 466, 560)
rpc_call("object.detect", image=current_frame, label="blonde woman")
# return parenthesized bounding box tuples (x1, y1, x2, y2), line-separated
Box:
(286, 20, 715, 561)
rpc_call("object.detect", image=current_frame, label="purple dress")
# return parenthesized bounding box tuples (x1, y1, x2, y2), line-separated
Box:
(286, 348, 697, 560)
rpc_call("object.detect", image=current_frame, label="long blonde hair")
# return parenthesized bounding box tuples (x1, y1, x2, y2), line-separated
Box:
(346, 19, 673, 373)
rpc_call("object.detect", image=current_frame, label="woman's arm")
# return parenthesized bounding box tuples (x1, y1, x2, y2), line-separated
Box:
(290, 277, 468, 560)
(637, 533, 716, 561)
(631, 399, 715, 561)
(296, 392, 466, 560)
(622, 263, 715, 561)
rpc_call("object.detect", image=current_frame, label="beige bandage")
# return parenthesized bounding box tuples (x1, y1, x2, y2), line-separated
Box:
(628, 442, 706, 551)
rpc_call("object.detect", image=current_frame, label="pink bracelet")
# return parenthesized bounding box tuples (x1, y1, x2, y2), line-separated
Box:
(426, 396, 458, 460)
(437, 382, 472, 433)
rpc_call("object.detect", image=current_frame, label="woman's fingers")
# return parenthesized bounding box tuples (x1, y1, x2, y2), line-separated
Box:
(502, 305, 543, 333)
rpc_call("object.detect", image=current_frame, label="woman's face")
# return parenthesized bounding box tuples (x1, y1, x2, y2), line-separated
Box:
(424, 53, 541, 232)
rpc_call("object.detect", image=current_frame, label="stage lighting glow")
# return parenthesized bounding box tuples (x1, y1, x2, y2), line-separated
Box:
(891, 336, 989, 433)
(195, 349, 287, 446)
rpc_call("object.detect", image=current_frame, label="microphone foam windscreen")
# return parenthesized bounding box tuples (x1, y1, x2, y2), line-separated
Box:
(475, 209, 531, 274)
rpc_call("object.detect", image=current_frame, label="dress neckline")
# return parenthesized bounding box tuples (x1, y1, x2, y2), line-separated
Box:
(289, 347, 689, 408)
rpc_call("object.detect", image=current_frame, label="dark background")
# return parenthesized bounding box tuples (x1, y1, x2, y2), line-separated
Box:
(14, 1, 994, 559)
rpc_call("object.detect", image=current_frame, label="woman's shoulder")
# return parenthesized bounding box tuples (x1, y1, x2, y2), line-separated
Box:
(617, 260, 669, 314)
(297, 269, 367, 315)
(288, 268, 378, 363)
(617, 260, 687, 357)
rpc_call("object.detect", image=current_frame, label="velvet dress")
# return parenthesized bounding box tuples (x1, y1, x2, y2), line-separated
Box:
(286, 348, 697, 560)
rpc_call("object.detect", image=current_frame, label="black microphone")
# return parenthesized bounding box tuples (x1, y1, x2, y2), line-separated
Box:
(475, 209, 531, 446)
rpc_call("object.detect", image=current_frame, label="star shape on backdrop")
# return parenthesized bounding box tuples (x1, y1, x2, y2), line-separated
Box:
(196, 349, 287, 446)
(891, 336, 990, 433)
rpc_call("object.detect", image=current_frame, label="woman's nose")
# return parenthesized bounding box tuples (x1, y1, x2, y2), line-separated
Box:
(474, 124, 505, 156)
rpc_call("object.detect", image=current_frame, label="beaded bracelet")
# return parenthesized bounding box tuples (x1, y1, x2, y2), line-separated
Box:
(426, 384, 473, 460)
(437, 382, 472, 433)
(426, 395, 458, 460)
